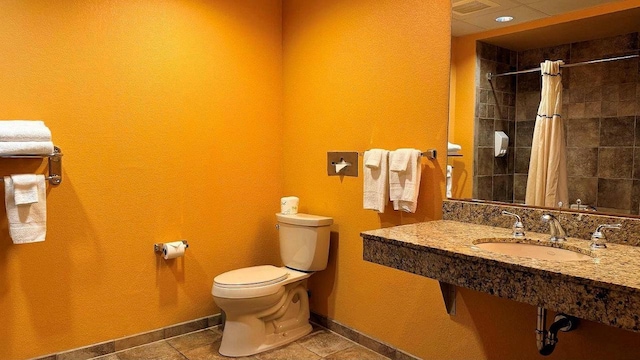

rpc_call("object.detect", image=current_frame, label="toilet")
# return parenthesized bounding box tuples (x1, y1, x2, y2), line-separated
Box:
(212, 212, 333, 357)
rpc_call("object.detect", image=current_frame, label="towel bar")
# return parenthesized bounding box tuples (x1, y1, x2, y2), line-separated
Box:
(0, 146, 63, 185)
(358, 148, 438, 160)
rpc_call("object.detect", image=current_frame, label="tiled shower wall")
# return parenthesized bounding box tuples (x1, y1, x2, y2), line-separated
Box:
(474, 33, 640, 214)
(474, 43, 517, 201)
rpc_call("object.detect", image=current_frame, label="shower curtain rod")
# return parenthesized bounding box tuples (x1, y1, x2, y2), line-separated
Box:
(487, 54, 639, 81)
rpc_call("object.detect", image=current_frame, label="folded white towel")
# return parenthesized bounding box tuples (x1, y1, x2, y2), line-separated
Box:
(4, 175, 46, 244)
(389, 148, 413, 172)
(363, 149, 389, 213)
(447, 142, 462, 155)
(11, 174, 39, 205)
(364, 149, 382, 168)
(0, 120, 46, 128)
(0, 125, 52, 142)
(0, 141, 54, 155)
(389, 149, 422, 213)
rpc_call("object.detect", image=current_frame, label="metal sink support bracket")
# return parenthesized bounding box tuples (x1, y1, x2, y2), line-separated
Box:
(439, 282, 456, 315)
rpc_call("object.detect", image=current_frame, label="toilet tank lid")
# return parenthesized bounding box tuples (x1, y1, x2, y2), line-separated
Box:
(276, 213, 333, 226)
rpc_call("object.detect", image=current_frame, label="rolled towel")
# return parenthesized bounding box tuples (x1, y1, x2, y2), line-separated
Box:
(4, 175, 47, 244)
(0, 141, 54, 155)
(448, 142, 462, 155)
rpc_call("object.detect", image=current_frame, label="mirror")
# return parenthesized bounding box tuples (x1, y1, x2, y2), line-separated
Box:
(449, 6, 640, 216)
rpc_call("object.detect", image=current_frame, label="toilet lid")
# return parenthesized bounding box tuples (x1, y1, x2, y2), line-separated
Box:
(214, 265, 289, 288)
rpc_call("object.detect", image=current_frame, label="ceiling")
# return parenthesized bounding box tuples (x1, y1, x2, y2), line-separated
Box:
(451, 0, 630, 37)
(482, 6, 640, 51)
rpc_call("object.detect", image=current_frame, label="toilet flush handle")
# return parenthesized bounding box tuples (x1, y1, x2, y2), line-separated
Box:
(275, 224, 280, 230)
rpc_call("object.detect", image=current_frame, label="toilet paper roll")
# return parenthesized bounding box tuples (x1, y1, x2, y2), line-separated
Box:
(163, 241, 187, 260)
(280, 196, 299, 215)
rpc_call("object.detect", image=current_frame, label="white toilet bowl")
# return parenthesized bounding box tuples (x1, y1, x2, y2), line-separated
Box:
(212, 213, 332, 357)
(212, 265, 313, 357)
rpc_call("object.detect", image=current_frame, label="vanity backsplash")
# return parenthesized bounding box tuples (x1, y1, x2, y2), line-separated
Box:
(443, 199, 640, 246)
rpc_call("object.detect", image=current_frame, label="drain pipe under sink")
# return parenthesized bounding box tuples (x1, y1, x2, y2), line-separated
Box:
(536, 307, 579, 356)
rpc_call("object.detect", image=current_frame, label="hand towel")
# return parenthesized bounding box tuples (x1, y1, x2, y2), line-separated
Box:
(389, 149, 422, 213)
(11, 174, 39, 205)
(0, 125, 52, 142)
(363, 149, 389, 213)
(389, 149, 418, 200)
(446, 165, 453, 198)
(0, 141, 54, 155)
(389, 148, 413, 172)
(364, 149, 382, 168)
(4, 175, 46, 244)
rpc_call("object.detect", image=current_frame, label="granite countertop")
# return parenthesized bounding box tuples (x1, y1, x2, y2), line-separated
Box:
(361, 220, 640, 331)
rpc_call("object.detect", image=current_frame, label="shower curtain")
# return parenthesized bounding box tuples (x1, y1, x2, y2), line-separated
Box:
(525, 60, 569, 208)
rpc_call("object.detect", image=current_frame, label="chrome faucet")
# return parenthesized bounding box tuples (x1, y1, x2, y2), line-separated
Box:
(502, 210, 525, 237)
(541, 214, 566, 242)
(590, 224, 622, 249)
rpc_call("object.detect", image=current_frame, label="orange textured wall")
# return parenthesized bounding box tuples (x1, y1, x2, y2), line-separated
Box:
(284, 1, 640, 359)
(449, 36, 476, 198)
(0, 1, 283, 359)
(282, 0, 459, 357)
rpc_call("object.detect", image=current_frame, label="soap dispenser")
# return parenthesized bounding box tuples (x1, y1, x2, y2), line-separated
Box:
(494, 131, 509, 157)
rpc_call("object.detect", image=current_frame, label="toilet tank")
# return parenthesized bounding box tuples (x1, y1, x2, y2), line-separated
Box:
(276, 213, 333, 272)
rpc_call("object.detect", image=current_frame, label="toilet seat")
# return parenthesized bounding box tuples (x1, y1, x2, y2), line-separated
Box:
(214, 265, 291, 299)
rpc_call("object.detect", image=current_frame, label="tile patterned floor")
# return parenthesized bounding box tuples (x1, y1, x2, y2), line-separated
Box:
(90, 324, 390, 360)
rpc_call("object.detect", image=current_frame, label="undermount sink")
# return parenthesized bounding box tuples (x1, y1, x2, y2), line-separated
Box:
(472, 239, 593, 262)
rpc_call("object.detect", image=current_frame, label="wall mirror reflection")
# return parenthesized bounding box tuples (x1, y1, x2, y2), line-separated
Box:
(449, 2, 640, 215)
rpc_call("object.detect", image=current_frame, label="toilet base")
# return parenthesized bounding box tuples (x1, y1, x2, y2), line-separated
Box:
(220, 320, 312, 357)
(217, 281, 313, 357)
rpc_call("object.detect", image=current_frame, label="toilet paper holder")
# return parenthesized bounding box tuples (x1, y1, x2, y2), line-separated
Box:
(154, 240, 189, 254)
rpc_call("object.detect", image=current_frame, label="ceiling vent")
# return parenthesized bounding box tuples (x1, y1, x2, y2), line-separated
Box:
(452, 0, 500, 16)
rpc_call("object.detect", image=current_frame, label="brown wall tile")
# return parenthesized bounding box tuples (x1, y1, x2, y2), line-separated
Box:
(475, 175, 492, 200)
(570, 33, 638, 62)
(567, 147, 598, 177)
(567, 118, 600, 146)
(476, 118, 494, 146)
(568, 177, 598, 205)
(513, 174, 527, 202)
(515, 120, 534, 147)
(514, 147, 531, 174)
(600, 116, 635, 146)
(598, 178, 633, 210)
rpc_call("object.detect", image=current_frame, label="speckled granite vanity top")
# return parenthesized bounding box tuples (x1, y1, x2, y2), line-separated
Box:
(361, 219, 640, 332)
(362, 220, 640, 293)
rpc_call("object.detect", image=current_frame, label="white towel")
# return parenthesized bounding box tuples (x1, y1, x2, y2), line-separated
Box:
(0, 141, 54, 155)
(4, 175, 47, 244)
(11, 174, 39, 205)
(389, 149, 422, 213)
(0, 120, 46, 127)
(446, 165, 453, 198)
(447, 142, 462, 155)
(389, 148, 413, 172)
(363, 149, 389, 213)
(0, 125, 52, 142)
